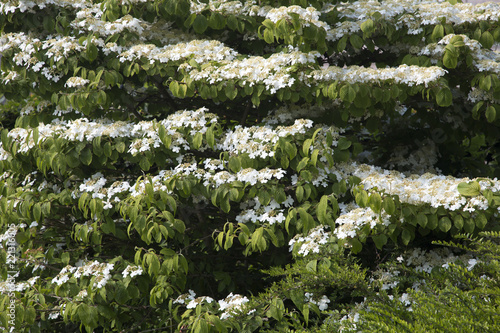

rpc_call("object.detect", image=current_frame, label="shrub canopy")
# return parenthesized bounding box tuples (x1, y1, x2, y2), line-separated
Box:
(0, 0, 500, 332)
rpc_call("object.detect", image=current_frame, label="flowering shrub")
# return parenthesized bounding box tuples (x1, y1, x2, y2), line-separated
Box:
(0, 0, 499, 332)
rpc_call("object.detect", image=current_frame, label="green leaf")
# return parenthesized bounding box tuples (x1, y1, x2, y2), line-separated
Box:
(360, 19, 374, 36)
(453, 214, 464, 230)
(486, 105, 496, 122)
(479, 75, 492, 91)
(206, 126, 215, 148)
(115, 141, 126, 153)
(209, 12, 225, 30)
(464, 218, 475, 233)
(263, 28, 274, 44)
(33, 203, 42, 222)
(480, 31, 494, 49)
(337, 137, 351, 150)
(80, 148, 92, 165)
(475, 213, 488, 229)
(225, 82, 238, 100)
(383, 197, 396, 215)
(416, 213, 427, 228)
(86, 43, 98, 62)
(228, 156, 241, 173)
(192, 132, 203, 149)
(355, 190, 368, 207)
(316, 195, 328, 224)
(306, 259, 317, 272)
(296, 186, 304, 202)
(349, 238, 362, 254)
(372, 234, 387, 250)
(436, 87, 453, 107)
(61, 252, 70, 265)
(337, 35, 348, 52)
(193, 14, 208, 34)
(340, 84, 356, 103)
(439, 217, 452, 232)
(443, 51, 457, 69)
(401, 228, 412, 245)
(369, 192, 382, 213)
(296, 157, 309, 172)
(350, 34, 364, 49)
(457, 181, 481, 197)
(432, 24, 444, 40)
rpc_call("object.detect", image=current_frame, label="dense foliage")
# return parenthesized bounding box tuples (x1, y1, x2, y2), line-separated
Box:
(1, 0, 500, 332)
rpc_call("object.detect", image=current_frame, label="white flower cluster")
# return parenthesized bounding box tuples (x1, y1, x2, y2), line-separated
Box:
(173, 289, 215, 309)
(0, 32, 84, 82)
(402, 247, 480, 273)
(417, 34, 500, 74)
(310, 64, 447, 88)
(236, 196, 293, 225)
(64, 76, 90, 88)
(174, 289, 249, 320)
(265, 5, 330, 30)
(122, 265, 144, 278)
(0, 276, 39, 294)
(186, 49, 320, 94)
(326, 0, 500, 40)
(119, 39, 238, 65)
(350, 163, 500, 212)
(304, 292, 330, 311)
(190, 0, 256, 15)
(51, 261, 114, 289)
(219, 119, 314, 159)
(170, 162, 288, 188)
(218, 292, 250, 320)
(467, 88, 500, 104)
(288, 226, 330, 256)
(373, 246, 481, 294)
(0, 0, 89, 14)
(75, 164, 288, 209)
(334, 207, 391, 240)
(0, 108, 218, 161)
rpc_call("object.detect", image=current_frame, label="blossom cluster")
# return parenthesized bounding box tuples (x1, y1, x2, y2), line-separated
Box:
(334, 207, 391, 240)
(185, 48, 320, 94)
(265, 5, 330, 30)
(349, 163, 500, 212)
(327, 0, 500, 39)
(75, 164, 289, 209)
(310, 64, 447, 88)
(304, 292, 330, 311)
(118, 39, 238, 65)
(51, 261, 115, 289)
(0, 108, 218, 161)
(416, 34, 500, 74)
(236, 196, 293, 225)
(219, 118, 315, 159)
(288, 226, 330, 256)
(174, 289, 250, 320)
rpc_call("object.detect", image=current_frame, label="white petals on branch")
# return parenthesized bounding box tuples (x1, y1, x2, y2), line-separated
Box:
(310, 65, 447, 88)
(65, 76, 90, 88)
(119, 39, 238, 64)
(52, 261, 114, 289)
(265, 5, 330, 30)
(327, 0, 500, 40)
(334, 207, 391, 240)
(186, 49, 320, 93)
(220, 118, 314, 159)
(351, 163, 500, 212)
(289, 226, 330, 256)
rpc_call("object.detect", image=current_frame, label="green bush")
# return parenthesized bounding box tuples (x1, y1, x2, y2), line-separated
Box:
(0, 0, 499, 332)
